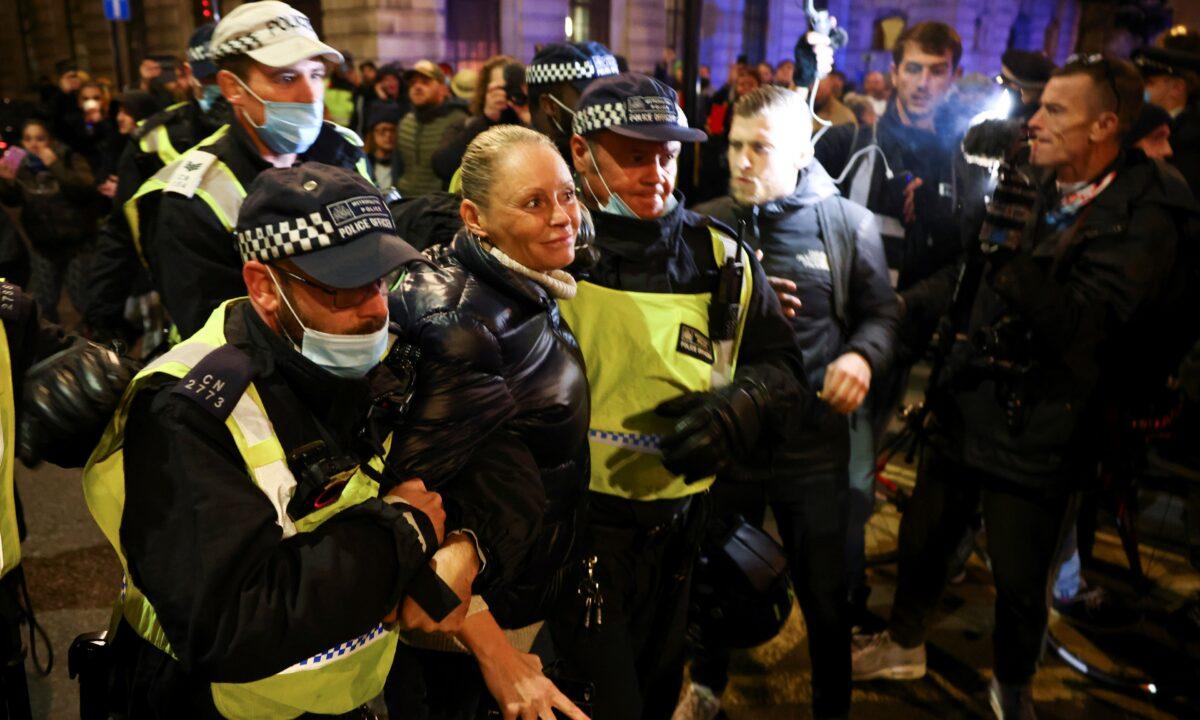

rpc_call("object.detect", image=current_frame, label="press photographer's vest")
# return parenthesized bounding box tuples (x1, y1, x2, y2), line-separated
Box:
(83, 300, 399, 719)
(0, 315, 17, 581)
(124, 123, 371, 268)
(558, 228, 752, 501)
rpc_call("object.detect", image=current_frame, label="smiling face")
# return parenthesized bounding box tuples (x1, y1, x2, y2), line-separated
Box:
(465, 142, 580, 272)
(571, 130, 681, 219)
(890, 43, 958, 126)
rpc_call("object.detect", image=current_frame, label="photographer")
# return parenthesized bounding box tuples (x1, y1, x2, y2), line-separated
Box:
(432, 55, 530, 185)
(852, 56, 1193, 718)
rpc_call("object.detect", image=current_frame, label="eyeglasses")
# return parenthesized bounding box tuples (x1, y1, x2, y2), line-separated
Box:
(1067, 53, 1121, 117)
(274, 266, 384, 309)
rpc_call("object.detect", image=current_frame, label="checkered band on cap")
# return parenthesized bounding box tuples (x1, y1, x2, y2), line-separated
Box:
(573, 101, 626, 135)
(526, 54, 619, 86)
(211, 33, 265, 60)
(237, 211, 337, 263)
(187, 43, 212, 64)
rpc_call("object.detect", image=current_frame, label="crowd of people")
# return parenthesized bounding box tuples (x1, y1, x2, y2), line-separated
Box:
(0, 1, 1198, 719)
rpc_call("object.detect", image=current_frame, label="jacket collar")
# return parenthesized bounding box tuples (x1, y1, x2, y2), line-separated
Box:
(589, 191, 689, 264)
(449, 230, 552, 307)
(746, 161, 840, 218)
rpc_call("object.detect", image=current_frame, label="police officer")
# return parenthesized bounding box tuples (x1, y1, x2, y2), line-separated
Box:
(0, 282, 138, 718)
(86, 22, 231, 343)
(547, 74, 809, 720)
(527, 41, 620, 162)
(1133, 41, 1200, 192)
(127, 1, 370, 337)
(85, 165, 473, 718)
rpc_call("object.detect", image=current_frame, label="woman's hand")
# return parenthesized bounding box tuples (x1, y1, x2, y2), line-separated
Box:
(478, 649, 588, 720)
(458, 611, 589, 720)
(483, 82, 509, 122)
(0, 161, 16, 181)
(34, 146, 58, 168)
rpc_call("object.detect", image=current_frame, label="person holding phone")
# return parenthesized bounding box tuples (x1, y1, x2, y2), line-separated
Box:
(0, 120, 98, 324)
(432, 55, 532, 186)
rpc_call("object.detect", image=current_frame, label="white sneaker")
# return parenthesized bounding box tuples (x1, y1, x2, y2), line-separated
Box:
(851, 630, 927, 681)
(671, 681, 721, 720)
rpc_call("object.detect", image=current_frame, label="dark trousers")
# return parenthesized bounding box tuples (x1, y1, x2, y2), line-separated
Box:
(690, 475, 851, 719)
(1, 569, 32, 720)
(888, 447, 1076, 685)
(547, 492, 708, 720)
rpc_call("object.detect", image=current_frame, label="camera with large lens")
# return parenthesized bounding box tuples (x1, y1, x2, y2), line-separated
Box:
(964, 314, 1036, 433)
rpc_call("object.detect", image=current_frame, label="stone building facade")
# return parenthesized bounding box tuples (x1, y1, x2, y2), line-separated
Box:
(0, 0, 1119, 102)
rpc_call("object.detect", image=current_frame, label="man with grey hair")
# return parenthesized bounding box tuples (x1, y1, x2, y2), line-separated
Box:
(691, 84, 897, 720)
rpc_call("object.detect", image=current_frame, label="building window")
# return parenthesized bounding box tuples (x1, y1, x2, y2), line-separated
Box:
(873, 12, 908, 52)
(666, 0, 684, 53)
(446, 0, 500, 66)
(569, 0, 610, 45)
(741, 0, 768, 63)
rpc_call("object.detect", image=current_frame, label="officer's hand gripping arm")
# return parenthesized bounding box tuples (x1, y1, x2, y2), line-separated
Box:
(655, 378, 768, 482)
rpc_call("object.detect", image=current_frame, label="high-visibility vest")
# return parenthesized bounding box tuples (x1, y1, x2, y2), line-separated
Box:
(557, 227, 753, 501)
(0, 313, 17, 581)
(124, 123, 372, 268)
(134, 101, 190, 166)
(83, 300, 400, 718)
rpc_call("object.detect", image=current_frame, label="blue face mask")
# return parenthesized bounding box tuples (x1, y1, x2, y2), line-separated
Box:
(269, 269, 390, 378)
(584, 142, 678, 218)
(234, 76, 323, 155)
(198, 83, 223, 113)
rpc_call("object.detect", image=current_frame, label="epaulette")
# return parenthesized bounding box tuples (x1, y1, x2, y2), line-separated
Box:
(169, 344, 255, 421)
(329, 122, 364, 148)
(132, 102, 189, 141)
(0, 281, 30, 323)
(163, 150, 219, 198)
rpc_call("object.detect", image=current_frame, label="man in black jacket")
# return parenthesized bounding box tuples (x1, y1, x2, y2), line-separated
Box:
(85, 22, 231, 343)
(547, 73, 810, 720)
(691, 85, 897, 720)
(126, 1, 370, 337)
(852, 56, 1190, 719)
(815, 22, 962, 443)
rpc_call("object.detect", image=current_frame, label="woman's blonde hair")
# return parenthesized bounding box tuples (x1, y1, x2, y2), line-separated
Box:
(460, 125, 558, 207)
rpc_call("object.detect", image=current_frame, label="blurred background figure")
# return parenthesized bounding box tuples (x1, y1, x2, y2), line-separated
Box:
(0, 119, 97, 325)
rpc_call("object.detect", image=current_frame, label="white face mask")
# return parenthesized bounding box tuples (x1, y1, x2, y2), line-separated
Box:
(268, 268, 389, 378)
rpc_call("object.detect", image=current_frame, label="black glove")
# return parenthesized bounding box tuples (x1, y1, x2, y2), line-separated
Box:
(793, 34, 819, 89)
(18, 340, 141, 468)
(655, 379, 767, 482)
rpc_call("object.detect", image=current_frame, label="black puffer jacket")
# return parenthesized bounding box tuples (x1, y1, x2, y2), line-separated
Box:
(387, 231, 590, 627)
